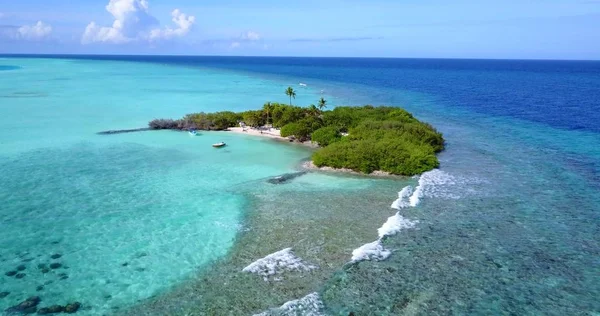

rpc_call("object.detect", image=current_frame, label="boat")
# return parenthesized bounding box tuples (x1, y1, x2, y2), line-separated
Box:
(188, 130, 198, 136)
(212, 142, 226, 148)
(299, 83, 307, 87)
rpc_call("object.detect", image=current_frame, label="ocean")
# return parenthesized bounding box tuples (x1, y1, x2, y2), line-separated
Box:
(0, 55, 598, 315)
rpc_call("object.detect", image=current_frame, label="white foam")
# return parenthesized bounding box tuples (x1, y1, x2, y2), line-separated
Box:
(243, 248, 316, 281)
(378, 213, 418, 238)
(350, 170, 466, 263)
(391, 186, 413, 209)
(409, 169, 461, 206)
(253, 292, 324, 316)
(351, 240, 391, 262)
(409, 183, 423, 207)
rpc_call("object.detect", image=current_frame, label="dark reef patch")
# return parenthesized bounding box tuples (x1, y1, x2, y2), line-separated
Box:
(5, 296, 40, 314)
(49, 263, 62, 269)
(0, 65, 21, 71)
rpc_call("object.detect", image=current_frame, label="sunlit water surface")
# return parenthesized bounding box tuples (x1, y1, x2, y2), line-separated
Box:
(1, 56, 599, 315)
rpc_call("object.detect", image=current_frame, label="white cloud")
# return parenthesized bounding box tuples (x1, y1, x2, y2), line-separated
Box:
(240, 31, 261, 41)
(82, 0, 195, 44)
(0, 21, 52, 41)
(18, 21, 53, 40)
(149, 9, 195, 40)
(227, 31, 261, 49)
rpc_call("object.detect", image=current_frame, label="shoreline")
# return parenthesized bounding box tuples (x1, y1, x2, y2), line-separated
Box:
(227, 127, 401, 178)
(118, 174, 404, 315)
(299, 161, 401, 178)
(227, 127, 319, 148)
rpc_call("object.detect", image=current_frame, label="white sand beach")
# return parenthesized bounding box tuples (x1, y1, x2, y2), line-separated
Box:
(227, 127, 319, 148)
(228, 127, 284, 139)
(227, 127, 395, 176)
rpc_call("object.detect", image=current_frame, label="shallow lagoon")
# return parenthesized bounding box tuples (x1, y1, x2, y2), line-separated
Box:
(0, 58, 328, 315)
(1, 56, 599, 315)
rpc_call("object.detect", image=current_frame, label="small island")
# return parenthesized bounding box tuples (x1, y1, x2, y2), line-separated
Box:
(149, 90, 444, 176)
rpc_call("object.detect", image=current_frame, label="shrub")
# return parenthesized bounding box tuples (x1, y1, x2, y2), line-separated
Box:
(149, 104, 444, 175)
(209, 111, 241, 130)
(311, 126, 342, 146)
(242, 110, 265, 127)
(280, 122, 312, 141)
(149, 119, 180, 129)
(273, 105, 305, 127)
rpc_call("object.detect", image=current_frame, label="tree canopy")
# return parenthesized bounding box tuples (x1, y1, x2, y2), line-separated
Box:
(285, 87, 297, 106)
(149, 103, 444, 176)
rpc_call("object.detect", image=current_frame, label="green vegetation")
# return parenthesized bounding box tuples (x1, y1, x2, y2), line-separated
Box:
(318, 97, 327, 111)
(149, 97, 444, 176)
(285, 87, 296, 106)
(310, 125, 341, 146)
(313, 106, 444, 175)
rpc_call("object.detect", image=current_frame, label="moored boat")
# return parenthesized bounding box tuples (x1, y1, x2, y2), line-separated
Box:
(212, 142, 226, 148)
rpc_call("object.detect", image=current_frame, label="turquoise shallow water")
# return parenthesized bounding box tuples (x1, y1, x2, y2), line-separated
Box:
(1, 56, 599, 315)
(0, 58, 329, 314)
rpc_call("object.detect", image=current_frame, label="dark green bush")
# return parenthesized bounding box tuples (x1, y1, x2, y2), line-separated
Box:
(150, 104, 444, 175)
(281, 122, 312, 141)
(311, 126, 342, 146)
(272, 104, 306, 128)
(242, 110, 265, 127)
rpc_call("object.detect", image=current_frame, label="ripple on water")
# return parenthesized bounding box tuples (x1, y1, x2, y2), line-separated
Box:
(0, 91, 49, 98)
(0, 65, 22, 71)
(0, 142, 245, 315)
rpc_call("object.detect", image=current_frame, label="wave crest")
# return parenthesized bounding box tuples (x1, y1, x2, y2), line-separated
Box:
(243, 248, 317, 281)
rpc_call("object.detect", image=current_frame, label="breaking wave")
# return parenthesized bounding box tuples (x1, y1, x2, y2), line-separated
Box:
(351, 169, 461, 264)
(242, 248, 317, 281)
(253, 292, 324, 316)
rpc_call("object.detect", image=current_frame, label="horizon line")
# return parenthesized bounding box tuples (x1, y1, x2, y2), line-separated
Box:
(1, 53, 599, 62)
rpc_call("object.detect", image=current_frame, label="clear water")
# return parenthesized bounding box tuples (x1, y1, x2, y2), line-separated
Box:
(0, 58, 325, 314)
(1, 56, 599, 315)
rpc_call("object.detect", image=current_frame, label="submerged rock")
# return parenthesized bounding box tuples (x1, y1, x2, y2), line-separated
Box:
(50, 254, 62, 260)
(40, 268, 50, 274)
(5, 270, 17, 277)
(38, 305, 64, 314)
(5, 296, 40, 314)
(64, 302, 81, 313)
(58, 273, 69, 280)
(135, 252, 148, 258)
(16, 265, 26, 271)
(36, 285, 44, 291)
(0, 291, 9, 298)
(15, 273, 26, 279)
(267, 171, 307, 184)
(98, 127, 151, 135)
(49, 263, 62, 269)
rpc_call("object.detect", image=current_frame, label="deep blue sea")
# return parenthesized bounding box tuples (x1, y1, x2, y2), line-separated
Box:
(1, 55, 599, 315)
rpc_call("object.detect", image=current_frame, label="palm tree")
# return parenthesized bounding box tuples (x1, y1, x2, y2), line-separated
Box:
(263, 101, 273, 127)
(308, 104, 319, 117)
(317, 97, 327, 111)
(285, 87, 296, 106)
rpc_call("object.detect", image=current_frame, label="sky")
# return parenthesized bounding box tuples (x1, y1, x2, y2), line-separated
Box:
(0, 0, 599, 59)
